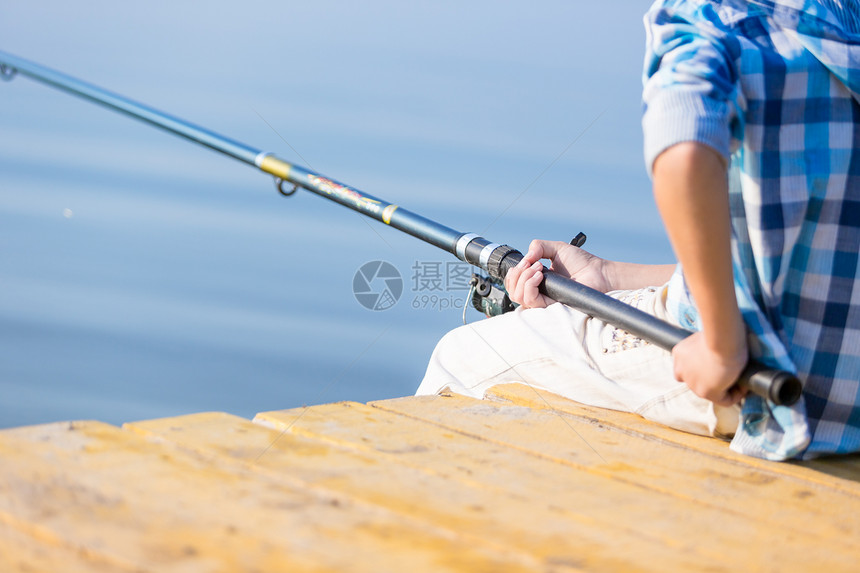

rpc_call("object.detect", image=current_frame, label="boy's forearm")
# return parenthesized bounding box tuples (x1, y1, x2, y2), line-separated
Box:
(604, 261, 676, 292)
(652, 142, 743, 350)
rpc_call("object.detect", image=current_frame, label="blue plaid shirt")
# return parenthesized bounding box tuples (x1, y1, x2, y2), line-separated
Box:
(642, 0, 860, 460)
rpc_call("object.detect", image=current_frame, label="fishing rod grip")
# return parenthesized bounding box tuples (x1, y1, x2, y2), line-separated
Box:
(495, 249, 802, 406)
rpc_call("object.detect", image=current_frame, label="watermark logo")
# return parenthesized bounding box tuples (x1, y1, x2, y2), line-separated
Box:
(411, 261, 472, 291)
(353, 260, 403, 311)
(353, 259, 477, 311)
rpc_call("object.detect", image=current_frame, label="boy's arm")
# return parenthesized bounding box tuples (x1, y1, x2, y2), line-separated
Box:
(652, 141, 747, 406)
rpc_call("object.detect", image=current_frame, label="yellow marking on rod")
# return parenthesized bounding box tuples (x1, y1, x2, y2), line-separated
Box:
(259, 155, 292, 179)
(382, 204, 398, 224)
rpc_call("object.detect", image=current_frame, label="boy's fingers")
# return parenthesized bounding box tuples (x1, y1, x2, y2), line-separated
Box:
(521, 264, 543, 303)
(526, 240, 549, 262)
(508, 263, 544, 307)
(528, 239, 568, 263)
(523, 269, 546, 308)
(504, 259, 527, 292)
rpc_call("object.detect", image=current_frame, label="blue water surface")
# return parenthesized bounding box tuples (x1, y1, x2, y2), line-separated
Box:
(0, 1, 673, 428)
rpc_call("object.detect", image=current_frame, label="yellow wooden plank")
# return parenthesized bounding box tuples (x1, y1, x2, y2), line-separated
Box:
(131, 411, 675, 572)
(369, 394, 857, 568)
(487, 383, 860, 492)
(0, 419, 529, 573)
(0, 518, 133, 573)
(125, 412, 542, 572)
(800, 454, 860, 482)
(256, 399, 858, 572)
(266, 397, 860, 550)
(369, 392, 860, 520)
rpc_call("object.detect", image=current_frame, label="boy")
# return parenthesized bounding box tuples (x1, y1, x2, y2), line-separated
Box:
(418, 0, 860, 460)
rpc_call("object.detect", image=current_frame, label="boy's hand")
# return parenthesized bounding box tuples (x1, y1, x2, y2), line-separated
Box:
(672, 322, 748, 407)
(504, 239, 610, 309)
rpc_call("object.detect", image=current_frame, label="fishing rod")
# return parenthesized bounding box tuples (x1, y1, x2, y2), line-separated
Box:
(0, 50, 803, 406)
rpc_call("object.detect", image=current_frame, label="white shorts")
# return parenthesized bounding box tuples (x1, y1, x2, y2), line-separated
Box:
(416, 285, 739, 438)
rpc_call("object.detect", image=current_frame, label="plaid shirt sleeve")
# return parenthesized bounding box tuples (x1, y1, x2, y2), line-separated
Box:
(641, 0, 743, 170)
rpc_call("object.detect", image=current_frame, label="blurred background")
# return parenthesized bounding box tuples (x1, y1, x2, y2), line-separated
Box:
(0, 0, 672, 428)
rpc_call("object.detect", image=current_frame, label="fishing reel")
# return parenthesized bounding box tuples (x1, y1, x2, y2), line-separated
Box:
(467, 273, 517, 319)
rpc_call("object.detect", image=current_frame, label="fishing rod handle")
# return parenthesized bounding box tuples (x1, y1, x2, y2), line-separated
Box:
(494, 249, 802, 406)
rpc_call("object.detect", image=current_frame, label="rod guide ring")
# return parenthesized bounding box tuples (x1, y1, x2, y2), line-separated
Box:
(275, 178, 298, 197)
(0, 64, 17, 81)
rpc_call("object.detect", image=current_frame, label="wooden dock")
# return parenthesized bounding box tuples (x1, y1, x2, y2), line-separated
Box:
(2, 383, 859, 572)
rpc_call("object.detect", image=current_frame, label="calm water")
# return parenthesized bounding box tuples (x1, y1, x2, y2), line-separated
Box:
(0, 1, 672, 428)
